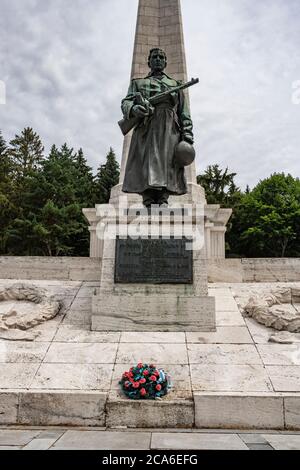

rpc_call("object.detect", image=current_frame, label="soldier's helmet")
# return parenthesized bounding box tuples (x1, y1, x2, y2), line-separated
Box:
(174, 141, 195, 167)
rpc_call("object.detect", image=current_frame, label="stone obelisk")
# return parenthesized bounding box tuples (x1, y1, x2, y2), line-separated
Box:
(111, 0, 198, 205)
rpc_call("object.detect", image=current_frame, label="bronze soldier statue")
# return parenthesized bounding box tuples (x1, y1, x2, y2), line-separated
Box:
(120, 48, 195, 208)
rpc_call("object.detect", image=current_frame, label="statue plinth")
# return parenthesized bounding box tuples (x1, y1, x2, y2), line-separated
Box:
(91, 209, 215, 332)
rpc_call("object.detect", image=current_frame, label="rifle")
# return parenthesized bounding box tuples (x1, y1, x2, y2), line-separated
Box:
(118, 77, 199, 136)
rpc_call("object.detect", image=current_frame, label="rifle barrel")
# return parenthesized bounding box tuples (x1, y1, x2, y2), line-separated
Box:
(149, 78, 199, 104)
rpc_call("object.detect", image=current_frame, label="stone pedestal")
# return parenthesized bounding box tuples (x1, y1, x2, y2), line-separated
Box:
(91, 210, 215, 332)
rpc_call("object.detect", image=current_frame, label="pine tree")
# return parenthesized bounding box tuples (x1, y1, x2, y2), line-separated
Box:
(73, 148, 94, 206)
(94, 147, 120, 204)
(0, 131, 18, 254)
(0, 130, 6, 155)
(0, 130, 10, 184)
(9, 127, 44, 177)
(197, 164, 241, 208)
(10, 143, 93, 256)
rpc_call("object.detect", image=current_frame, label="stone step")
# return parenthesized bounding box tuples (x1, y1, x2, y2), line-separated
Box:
(1, 390, 299, 430)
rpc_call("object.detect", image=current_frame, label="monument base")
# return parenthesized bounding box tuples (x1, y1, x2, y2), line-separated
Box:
(90, 210, 216, 332)
(92, 292, 215, 332)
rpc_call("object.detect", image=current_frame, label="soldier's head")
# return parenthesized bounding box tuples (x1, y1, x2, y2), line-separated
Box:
(148, 48, 167, 73)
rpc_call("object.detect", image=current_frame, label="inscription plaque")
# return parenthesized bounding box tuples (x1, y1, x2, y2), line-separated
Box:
(115, 237, 193, 284)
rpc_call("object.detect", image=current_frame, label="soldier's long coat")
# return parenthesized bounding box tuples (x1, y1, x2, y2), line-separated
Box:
(121, 72, 193, 195)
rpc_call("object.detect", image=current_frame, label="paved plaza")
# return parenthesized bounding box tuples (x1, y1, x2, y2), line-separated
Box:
(0, 279, 300, 430)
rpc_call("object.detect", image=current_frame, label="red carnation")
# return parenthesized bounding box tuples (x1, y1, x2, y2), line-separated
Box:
(132, 382, 140, 388)
(140, 388, 146, 396)
(150, 375, 157, 381)
(154, 370, 159, 377)
(137, 363, 143, 368)
(155, 384, 162, 391)
(139, 378, 146, 384)
(143, 370, 149, 376)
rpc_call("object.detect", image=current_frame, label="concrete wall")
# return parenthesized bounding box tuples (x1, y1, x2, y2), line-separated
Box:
(207, 258, 300, 283)
(0, 257, 101, 281)
(0, 256, 300, 283)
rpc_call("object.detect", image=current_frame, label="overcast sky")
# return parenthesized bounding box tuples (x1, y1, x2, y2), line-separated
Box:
(0, 0, 299, 188)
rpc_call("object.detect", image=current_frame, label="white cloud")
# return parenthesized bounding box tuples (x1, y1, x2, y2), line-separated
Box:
(0, 80, 6, 104)
(182, 0, 300, 187)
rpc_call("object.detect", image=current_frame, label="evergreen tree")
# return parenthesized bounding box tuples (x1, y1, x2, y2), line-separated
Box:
(197, 164, 241, 208)
(8, 127, 44, 177)
(8, 143, 92, 256)
(0, 130, 10, 184)
(0, 131, 10, 251)
(94, 147, 120, 204)
(0, 130, 6, 155)
(0, 130, 12, 183)
(73, 148, 94, 206)
(0, 130, 18, 254)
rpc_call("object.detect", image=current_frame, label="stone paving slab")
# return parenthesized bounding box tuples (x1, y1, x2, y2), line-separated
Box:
(215, 297, 241, 312)
(0, 364, 40, 389)
(0, 430, 40, 446)
(23, 436, 63, 450)
(30, 363, 114, 390)
(239, 433, 269, 444)
(52, 430, 152, 450)
(0, 341, 49, 363)
(120, 331, 186, 343)
(62, 310, 92, 325)
(43, 342, 118, 364)
(267, 366, 300, 392)
(247, 443, 274, 450)
(30, 319, 62, 342)
(186, 327, 253, 344)
(215, 309, 246, 327)
(116, 343, 188, 364)
(53, 324, 120, 343)
(258, 344, 300, 366)
(190, 364, 273, 392)
(262, 434, 300, 450)
(188, 344, 262, 365)
(0, 446, 22, 450)
(151, 432, 248, 450)
(244, 318, 277, 344)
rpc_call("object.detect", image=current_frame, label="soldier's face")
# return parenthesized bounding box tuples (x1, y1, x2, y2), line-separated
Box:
(149, 51, 166, 72)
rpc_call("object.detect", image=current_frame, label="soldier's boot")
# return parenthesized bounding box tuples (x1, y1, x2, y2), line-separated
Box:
(157, 189, 169, 207)
(142, 189, 156, 209)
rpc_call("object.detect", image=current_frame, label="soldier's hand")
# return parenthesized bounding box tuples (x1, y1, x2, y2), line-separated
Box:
(132, 105, 149, 117)
(183, 134, 194, 145)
